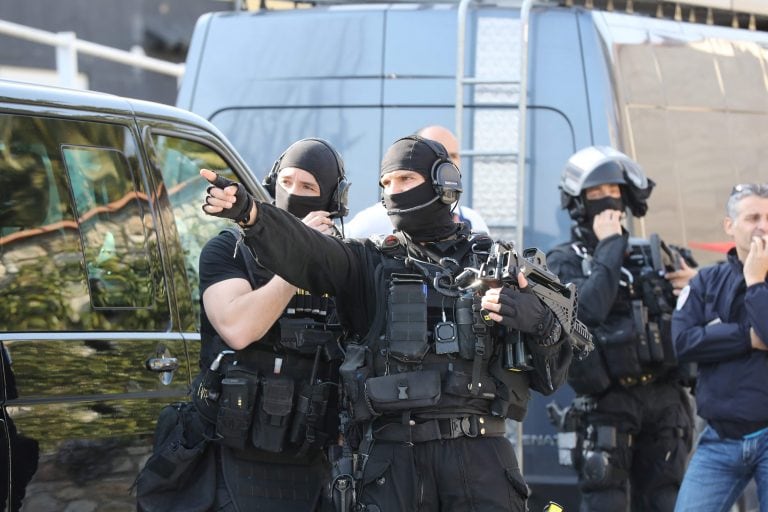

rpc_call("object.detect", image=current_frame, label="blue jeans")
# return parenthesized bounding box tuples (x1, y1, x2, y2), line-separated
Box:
(675, 425, 768, 511)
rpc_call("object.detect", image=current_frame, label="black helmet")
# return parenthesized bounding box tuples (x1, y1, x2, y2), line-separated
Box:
(559, 146, 655, 221)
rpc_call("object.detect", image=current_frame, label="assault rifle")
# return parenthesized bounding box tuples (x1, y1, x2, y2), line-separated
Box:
(458, 241, 594, 366)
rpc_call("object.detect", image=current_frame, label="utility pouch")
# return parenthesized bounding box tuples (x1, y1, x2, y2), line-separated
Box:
(136, 402, 215, 512)
(386, 275, 429, 362)
(444, 368, 496, 399)
(289, 382, 331, 448)
(278, 317, 337, 356)
(340, 343, 373, 422)
(251, 375, 295, 452)
(365, 370, 441, 414)
(568, 349, 612, 396)
(596, 316, 642, 382)
(215, 367, 259, 450)
(658, 313, 678, 366)
(631, 300, 652, 364)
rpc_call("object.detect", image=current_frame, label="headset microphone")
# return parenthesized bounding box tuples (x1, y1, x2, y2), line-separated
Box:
(385, 195, 440, 215)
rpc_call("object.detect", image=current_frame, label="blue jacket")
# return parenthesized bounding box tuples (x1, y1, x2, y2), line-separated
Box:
(672, 249, 768, 427)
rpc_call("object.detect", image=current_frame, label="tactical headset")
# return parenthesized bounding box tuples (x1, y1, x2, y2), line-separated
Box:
(382, 135, 464, 215)
(418, 136, 463, 205)
(417, 136, 464, 204)
(262, 138, 350, 218)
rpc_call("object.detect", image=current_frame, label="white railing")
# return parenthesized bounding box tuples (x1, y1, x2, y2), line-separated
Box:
(0, 19, 184, 89)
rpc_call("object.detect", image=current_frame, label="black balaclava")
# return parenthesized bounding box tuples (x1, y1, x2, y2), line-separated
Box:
(273, 139, 340, 219)
(575, 193, 626, 247)
(584, 195, 625, 221)
(380, 137, 458, 242)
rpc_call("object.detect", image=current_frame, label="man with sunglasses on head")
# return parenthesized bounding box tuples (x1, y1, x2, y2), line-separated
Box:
(197, 138, 348, 512)
(672, 183, 768, 512)
(547, 146, 696, 511)
(201, 134, 573, 512)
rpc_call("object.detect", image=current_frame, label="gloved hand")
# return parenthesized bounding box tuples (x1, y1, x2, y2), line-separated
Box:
(201, 170, 255, 224)
(481, 274, 555, 337)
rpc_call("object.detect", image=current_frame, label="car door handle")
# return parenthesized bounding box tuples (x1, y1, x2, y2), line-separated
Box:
(145, 356, 180, 372)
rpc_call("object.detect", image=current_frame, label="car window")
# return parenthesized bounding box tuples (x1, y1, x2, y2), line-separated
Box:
(62, 145, 153, 308)
(149, 133, 235, 324)
(0, 113, 170, 331)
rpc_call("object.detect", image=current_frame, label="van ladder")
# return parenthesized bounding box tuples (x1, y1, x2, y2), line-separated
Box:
(455, 0, 536, 471)
(455, 0, 535, 254)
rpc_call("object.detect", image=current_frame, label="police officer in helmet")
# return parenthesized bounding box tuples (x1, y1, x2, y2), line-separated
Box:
(547, 146, 694, 511)
(201, 135, 573, 512)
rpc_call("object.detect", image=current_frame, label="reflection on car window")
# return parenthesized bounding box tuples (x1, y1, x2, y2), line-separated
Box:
(150, 134, 234, 322)
(62, 145, 153, 309)
(0, 113, 171, 331)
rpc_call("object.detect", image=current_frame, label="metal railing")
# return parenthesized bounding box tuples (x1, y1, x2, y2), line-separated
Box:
(0, 19, 184, 89)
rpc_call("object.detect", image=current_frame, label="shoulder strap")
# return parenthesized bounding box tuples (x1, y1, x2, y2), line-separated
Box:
(221, 226, 267, 289)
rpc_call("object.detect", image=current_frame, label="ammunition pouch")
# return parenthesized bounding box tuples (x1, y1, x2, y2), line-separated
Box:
(251, 375, 295, 452)
(365, 370, 441, 414)
(595, 316, 642, 382)
(203, 359, 335, 455)
(385, 275, 429, 362)
(216, 367, 260, 450)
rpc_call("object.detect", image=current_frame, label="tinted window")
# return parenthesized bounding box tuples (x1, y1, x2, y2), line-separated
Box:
(150, 133, 235, 322)
(0, 114, 170, 331)
(62, 145, 153, 308)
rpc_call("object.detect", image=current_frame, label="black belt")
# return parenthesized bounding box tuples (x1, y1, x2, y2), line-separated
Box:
(372, 415, 506, 443)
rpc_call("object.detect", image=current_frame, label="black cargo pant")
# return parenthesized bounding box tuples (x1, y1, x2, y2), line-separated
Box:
(358, 436, 528, 512)
(577, 380, 694, 512)
(213, 445, 331, 512)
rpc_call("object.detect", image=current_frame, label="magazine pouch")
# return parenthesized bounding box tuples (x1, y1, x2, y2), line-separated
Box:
(251, 374, 295, 453)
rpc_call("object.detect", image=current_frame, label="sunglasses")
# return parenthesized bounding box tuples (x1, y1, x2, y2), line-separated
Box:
(730, 183, 768, 196)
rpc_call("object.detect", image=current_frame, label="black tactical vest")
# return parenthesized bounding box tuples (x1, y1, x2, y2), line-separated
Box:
(340, 233, 532, 424)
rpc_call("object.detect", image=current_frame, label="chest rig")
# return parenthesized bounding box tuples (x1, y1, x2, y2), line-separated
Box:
(196, 228, 343, 461)
(573, 235, 681, 386)
(340, 231, 532, 427)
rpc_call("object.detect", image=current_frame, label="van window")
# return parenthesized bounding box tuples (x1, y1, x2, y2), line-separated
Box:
(62, 145, 153, 308)
(0, 113, 171, 332)
(150, 133, 235, 322)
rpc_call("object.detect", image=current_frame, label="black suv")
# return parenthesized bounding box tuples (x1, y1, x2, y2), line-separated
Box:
(0, 80, 268, 511)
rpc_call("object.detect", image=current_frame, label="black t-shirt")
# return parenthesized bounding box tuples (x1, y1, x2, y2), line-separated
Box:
(198, 230, 273, 343)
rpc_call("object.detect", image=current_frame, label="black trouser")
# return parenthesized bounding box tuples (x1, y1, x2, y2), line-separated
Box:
(576, 380, 694, 512)
(358, 436, 529, 512)
(213, 445, 331, 512)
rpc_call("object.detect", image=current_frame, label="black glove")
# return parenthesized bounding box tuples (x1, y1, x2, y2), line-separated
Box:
(494, 286, 555, 337)
(203, 173, 254, 224)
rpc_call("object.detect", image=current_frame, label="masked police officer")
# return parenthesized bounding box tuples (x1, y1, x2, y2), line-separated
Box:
(197, 138, 348, 512)
(547, 146, 694, 511)
(201, 135, 573, 512)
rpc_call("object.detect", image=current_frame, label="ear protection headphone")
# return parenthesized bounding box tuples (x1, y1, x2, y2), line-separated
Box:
(262, 138, 350, 218)
(416, 136, 463, 205)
